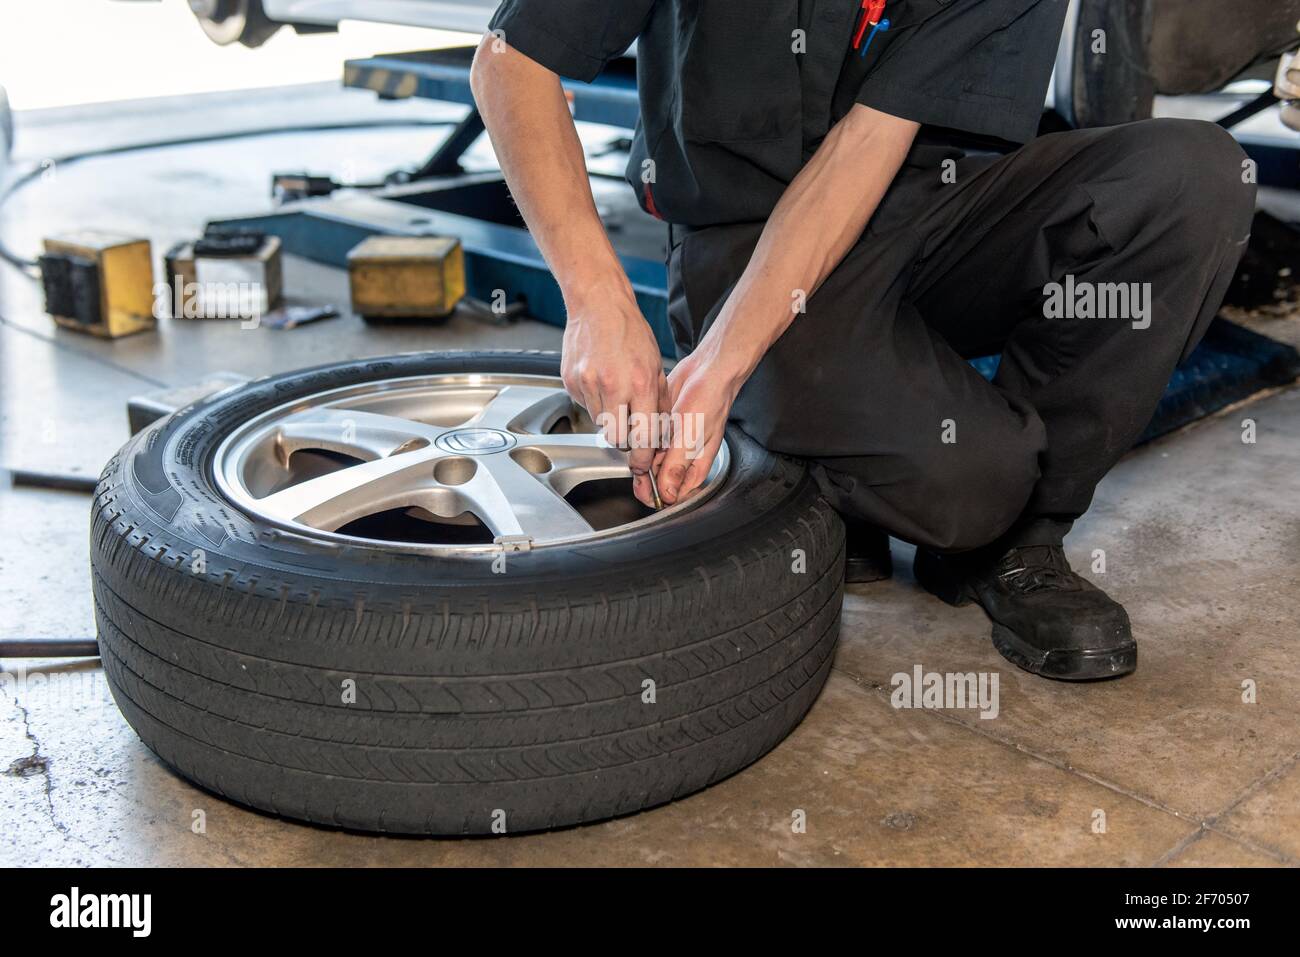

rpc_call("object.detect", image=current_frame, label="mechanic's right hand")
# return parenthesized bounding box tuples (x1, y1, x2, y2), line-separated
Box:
(560, 295, 669, 509)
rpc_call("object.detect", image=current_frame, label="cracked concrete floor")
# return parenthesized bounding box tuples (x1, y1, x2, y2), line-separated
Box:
(3, 87, 1299, 866)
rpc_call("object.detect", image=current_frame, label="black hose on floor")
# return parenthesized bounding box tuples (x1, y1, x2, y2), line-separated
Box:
(9, 468, 99, 493)
(0, 639, 99, 659)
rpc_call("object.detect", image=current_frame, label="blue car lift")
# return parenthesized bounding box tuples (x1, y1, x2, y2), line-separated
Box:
(210, 47, 679, 351)
(211, 46, 1300, 444)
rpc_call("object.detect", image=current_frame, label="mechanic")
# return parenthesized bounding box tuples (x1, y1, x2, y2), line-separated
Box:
(470, 0, 1256, 681)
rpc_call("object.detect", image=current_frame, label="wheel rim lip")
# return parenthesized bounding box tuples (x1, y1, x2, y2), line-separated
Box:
(211, 372, 730, 555)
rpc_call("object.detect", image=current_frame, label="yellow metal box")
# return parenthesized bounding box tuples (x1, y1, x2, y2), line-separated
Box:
(40, 231, 156, 338)
(346, 235, 466, 320)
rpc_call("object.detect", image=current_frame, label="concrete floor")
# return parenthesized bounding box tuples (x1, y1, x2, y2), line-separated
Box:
(2, 87, 1299, 867)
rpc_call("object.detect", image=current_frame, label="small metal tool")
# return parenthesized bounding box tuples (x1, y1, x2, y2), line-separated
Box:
(647, 468, 664, 510)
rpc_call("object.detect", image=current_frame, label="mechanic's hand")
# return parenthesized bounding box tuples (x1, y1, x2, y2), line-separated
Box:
(654, 347, 745, 507)
(560, 295, 670, 508)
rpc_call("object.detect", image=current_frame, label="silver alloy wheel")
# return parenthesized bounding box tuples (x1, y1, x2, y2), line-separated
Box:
(213, 373, 728, 553)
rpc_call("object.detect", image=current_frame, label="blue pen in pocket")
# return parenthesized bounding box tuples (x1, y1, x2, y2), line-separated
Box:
(860, 17, 890, 57)
(851, 0, 890, 56)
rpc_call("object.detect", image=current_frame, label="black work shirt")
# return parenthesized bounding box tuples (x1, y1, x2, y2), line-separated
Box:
(487, 0, 1069, 227)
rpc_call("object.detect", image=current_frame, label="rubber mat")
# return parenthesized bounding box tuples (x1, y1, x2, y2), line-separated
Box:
(967, 318, 1300, 445)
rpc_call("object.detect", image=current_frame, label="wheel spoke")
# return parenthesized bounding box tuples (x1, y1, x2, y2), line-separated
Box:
(462, 454, 593, 541)
(515, 433, 633, 496)
(469, 385, 574, 434)
(256, 447, 441, 530)
(276, 407, 438, 462)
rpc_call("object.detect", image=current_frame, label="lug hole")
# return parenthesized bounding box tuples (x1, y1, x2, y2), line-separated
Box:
(433, 456, 476, 486)
(392, 438, 430, 456)
(510, 447, 553, 475)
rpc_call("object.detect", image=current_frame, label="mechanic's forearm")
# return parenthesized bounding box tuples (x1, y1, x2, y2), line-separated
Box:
(470, 37, 633, 311)
(697, 105, 920, 388)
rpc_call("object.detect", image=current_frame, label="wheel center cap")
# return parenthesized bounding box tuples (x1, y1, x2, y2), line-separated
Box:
(435, 427, 517, 455)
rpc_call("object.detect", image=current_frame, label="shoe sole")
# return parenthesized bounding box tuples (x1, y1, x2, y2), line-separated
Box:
(914, 552, 1137, 682)
(991, 623, 1137, 681)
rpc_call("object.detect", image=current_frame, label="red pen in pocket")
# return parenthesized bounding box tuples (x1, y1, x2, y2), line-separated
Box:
(852, 0, 889, 50)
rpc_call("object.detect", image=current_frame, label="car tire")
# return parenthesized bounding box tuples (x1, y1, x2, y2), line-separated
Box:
(91, 351, 845, 834)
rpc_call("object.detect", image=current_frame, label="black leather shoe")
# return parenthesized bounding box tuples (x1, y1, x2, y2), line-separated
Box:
(914, 544, 1136, 681)
(843, 519, 892, 583)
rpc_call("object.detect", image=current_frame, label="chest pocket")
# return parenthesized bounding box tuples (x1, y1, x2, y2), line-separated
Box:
(884, 0, 1044, 30)
(885, 0, 959, 30)
(867, 0, 1043, 102)
(680, 0, 802, 143)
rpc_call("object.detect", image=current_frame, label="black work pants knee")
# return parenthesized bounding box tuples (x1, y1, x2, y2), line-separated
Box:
(666, 118, 1256, 552)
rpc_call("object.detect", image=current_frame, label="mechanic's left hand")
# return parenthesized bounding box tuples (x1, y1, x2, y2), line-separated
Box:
(654, 348, 745, 506)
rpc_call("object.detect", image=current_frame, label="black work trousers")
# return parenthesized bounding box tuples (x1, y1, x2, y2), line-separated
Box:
(667, 119, 1256, 552)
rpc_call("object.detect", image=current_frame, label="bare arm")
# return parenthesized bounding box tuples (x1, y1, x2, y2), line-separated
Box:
(470, 35, 667, 504)
(656, 104, 920, 504)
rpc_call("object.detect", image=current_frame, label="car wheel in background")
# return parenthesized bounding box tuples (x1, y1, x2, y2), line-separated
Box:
(188, 0, 282, 48)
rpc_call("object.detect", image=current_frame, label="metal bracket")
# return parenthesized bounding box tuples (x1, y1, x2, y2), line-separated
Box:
(493, 534, 533, 553)
(403, 108, 486, 180)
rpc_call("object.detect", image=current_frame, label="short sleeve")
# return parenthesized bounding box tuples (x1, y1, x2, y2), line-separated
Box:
(487, 0, 657, 82)
(854, 0, 1070, 143)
